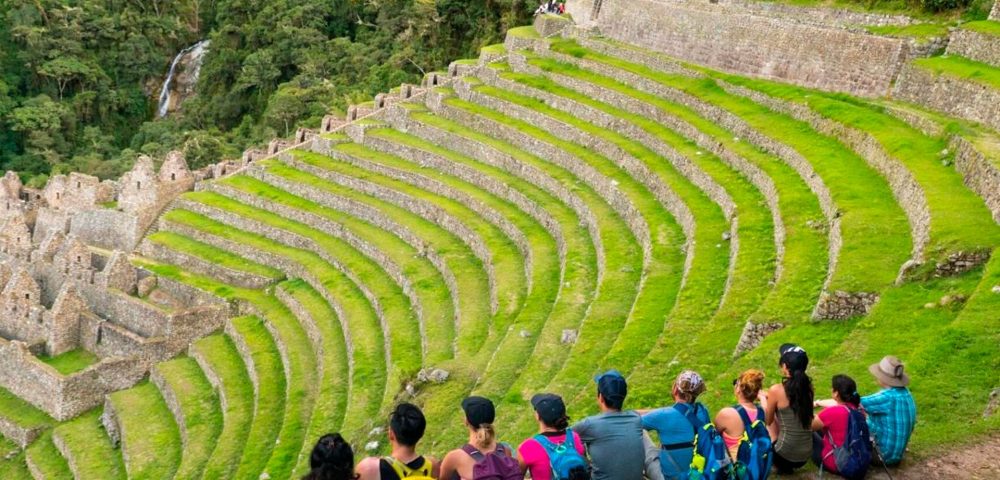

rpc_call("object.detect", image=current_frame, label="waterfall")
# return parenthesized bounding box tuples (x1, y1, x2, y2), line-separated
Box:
(157, 40, 210, 118)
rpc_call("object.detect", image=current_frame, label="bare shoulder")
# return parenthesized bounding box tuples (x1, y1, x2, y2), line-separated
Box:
(356, 456, 381, 476)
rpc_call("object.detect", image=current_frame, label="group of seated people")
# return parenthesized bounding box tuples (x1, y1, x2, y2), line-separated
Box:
(303, 344, 917, 480)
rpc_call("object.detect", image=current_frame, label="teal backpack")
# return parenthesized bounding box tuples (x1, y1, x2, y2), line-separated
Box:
(733, 404, 773, 480)
(532, 428, 590, 480)
(674, 403, 732, 480)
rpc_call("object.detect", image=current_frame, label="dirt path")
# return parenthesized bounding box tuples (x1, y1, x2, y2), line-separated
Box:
(782, 434, 1000, 479)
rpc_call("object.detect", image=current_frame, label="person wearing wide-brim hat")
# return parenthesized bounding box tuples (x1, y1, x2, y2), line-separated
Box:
(860, 355, 916, 466)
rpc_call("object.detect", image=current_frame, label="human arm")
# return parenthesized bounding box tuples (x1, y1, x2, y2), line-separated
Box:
(811, 414, 825, 431)
(439, 450, 460, 480)
(764, 384, 783, 426)
(643, 431, 665, 480)
(860, 390, 890, 416)
(714, 407, 739, 436)
(356, 457, 380, 480)
(426, 455, 441, 479)
(814, 399, 837, 409)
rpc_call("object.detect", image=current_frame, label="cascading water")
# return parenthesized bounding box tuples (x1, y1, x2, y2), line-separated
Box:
(157, 40, 210, 118)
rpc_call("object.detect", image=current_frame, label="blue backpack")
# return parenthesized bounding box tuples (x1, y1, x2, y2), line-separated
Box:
(821, 406, 872, 480)
(674, 403, 732, 480)
(533, 428, 590, 480)
(733, 404, 773, 480)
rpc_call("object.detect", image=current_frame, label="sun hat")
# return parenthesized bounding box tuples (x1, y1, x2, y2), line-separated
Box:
(531, 393, 566, 425)
(594, 369, 627, 403)
(778, 343, 809, 371)
(868, 355, 910, 387)
(461, 396, 496, 428)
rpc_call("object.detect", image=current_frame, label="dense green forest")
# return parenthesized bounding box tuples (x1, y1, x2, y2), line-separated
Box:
(0, 0, 992, 185)
(0, 0, 531, 185)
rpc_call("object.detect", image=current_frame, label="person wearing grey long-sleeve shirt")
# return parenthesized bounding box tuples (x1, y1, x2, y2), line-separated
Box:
(572, 370, 665, 480)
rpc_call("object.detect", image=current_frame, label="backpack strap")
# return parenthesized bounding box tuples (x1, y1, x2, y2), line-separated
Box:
(734, 404, 761, 430)
(672, 403, 701, 437)
(462, 444, 485, 462)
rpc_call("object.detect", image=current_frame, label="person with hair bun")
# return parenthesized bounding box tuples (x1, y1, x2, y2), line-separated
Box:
(636, 370, 710, 480)
(759, 344, 814, 473)
(518, 393, 589, 480)
(811, 374, 863, 474)
(303, 433, 359, 480)
(714, 369, 766, 462)
(440, 396, 525, 479)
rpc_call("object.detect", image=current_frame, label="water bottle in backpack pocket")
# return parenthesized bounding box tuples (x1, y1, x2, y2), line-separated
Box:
(462, 444, 525, 480)
(821, 406, 872, 480)
(732, 404, 773, 480)
(533, 428, 591, 480)
(674, 404, 732, 480)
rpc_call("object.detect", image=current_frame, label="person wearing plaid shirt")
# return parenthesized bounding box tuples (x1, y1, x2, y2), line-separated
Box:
(861, 356, 916, 465)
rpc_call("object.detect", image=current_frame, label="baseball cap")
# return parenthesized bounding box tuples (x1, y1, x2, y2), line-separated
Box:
(531, 393, 566, 425)
(778, 343, 809, 371)
(594, 369, 627, 402)
(461, 396, 495, 428)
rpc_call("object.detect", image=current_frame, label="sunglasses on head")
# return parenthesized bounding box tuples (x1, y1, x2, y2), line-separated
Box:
(732, 378, 739, 386)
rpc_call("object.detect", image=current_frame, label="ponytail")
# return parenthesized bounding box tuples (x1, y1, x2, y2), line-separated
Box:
(832, 374, 861, 407)
(783, 368, 814, 429)
(550, 415, 570, 431)
(473, 423, 496, 450)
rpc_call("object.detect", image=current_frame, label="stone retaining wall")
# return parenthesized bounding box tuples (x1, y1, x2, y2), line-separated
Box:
(893, 63, 1000, 134)
(0, 415, 43, 448)
(947, 29, 1000, 67)
(149, 366, 187, 446)
(992, 1, 999, 21)
(590, 0, 908, 96)
(951, 135, 1000, 225)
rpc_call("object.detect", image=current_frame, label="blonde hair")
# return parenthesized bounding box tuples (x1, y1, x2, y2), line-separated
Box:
(472, 423, 496, 450)
(736, 369, 765, 401)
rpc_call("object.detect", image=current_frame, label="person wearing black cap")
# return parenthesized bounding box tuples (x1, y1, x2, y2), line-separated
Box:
(357, 403, 438, 480)
(760, 344, 814, 473)
(518, 393, 589, 480)
(571, 370, 664, 480)
(439, 396, 525, 479)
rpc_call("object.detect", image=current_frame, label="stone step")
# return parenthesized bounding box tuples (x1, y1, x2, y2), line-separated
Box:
(51, 409, 126, 480)
(139, 230, 285, 289)
(948, 22, 1000, 68)
(24, 432, 72, 480)
(0, 388, 50, 449)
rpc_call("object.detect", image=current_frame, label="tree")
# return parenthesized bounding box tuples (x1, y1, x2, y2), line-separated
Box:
(264, 84, 308, 137)
(237, 49, 281, 93)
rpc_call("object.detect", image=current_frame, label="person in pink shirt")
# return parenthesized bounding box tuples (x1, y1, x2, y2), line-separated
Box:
(812, 374, 863, 473)
(518, 393, 589, 480)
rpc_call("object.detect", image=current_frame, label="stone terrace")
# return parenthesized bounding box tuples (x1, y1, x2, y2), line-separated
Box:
(1, 2, 1000, 479)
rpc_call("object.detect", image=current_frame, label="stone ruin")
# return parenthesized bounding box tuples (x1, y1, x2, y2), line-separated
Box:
(0, 152, 226, 437)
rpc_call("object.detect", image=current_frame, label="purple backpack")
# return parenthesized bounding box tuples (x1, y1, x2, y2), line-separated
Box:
(462, 444, 524, 480)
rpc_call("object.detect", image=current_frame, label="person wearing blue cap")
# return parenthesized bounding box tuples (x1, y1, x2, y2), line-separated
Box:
(570, 370, 665, 480)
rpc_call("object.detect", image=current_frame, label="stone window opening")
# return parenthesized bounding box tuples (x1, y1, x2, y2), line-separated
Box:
(171, 173, 176, 181)
(96, 326, 103, 345)
(56, 192, 61, 200)
(24, 293, 29, 300)
(77, 182, 81, 189)
(76, 255, 81, 263)
(137, 181, 141, 190)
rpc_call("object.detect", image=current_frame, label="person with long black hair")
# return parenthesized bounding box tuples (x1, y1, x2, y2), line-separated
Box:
(812, 374, 864, 474)
(759, 344, 814, 473)
(303, 433, 359, 480)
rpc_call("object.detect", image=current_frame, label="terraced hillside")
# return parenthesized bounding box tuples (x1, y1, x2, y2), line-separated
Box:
(1, 7, 1000, 480)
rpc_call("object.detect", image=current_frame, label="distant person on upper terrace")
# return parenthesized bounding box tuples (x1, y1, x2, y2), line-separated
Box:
(357, 403, 439, 480)
(835, 355, 916, 466)
(571, 370, 665, 480)
(635, 370, 710, 480)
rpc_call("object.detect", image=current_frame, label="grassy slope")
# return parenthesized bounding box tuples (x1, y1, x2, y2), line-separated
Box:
(912, 55, 1000, 90)
(551, 38, 911, 293)
(332, 136, 566, 448)
(160, 207, 385, 438)
(37, 348, 98, 375)
(368, 118, 601, 450)
(192, 334, 255, 479)
(25, 431, 73, 479)
(156, 357, 223, 480)
(108, 381, 182, 479)
(961, 20, 1000, 36)
(0, 438, 30, 479)
(281, 279, 351, 476)
(53, 409, 126, 480)
(147, 230, 286, 280)
(719, 75, 1000, 263)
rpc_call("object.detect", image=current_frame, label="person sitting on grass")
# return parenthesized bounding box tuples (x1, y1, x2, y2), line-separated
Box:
(760, 344, 814, 474)
(860, 356, 916, 466)
(303, 433, 359, 480)
(357, 403, 438, 480)
(572, 370, 664, 480)
(636, 370, 710, 480)
(440, 396, 525, 479)
(812, 374, 868, 477)
(518, 393, 590, 480)
(714, 369, 766, 463)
